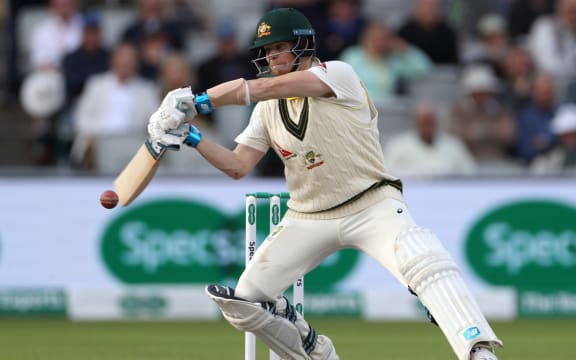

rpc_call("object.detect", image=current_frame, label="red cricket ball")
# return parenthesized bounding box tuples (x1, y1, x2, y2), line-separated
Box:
(100, 189, 119, 209)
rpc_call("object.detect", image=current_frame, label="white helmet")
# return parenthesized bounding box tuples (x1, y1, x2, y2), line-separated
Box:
(20, 69, 65, 118)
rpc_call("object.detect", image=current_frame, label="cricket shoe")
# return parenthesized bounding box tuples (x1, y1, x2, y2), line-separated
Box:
(470, 344, 498, 360)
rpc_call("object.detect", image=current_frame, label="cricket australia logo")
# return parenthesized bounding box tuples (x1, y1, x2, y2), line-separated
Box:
(275, 142, 296, 160)
(305, 151, 324, 170)
(257, 22, 271, 38)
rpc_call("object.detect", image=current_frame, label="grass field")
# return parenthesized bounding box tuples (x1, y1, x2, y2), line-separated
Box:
(0, 318, 573, 359)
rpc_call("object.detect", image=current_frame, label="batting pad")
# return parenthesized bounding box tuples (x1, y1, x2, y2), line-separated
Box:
(395, 227, 503, 360)
(205, 285, 339, 360)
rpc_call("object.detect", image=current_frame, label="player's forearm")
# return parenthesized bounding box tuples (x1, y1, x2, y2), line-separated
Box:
(205, 78, 250, 108)
(248, 71, 331, 101)
(196, 139, 250, 179)
(203, 71, 331, 108)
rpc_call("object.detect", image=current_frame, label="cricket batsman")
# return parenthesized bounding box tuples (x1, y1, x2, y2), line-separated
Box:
(147, 7, 503, 360)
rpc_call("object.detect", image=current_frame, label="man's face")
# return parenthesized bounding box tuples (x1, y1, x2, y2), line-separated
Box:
(504, 46, 532, 76)
(112, 44, 138, 81)
(415, 110, 437, 145)
(361, 23, 392, 55)
(51, 0, 77, 20)
(263, 41, 296, 76)
(559, 0, 576, 27)
(532, 76, 556, 109)
(560, 132, 576, 150)
(83, 27, 101, 51)
(414, 0, 441, 27)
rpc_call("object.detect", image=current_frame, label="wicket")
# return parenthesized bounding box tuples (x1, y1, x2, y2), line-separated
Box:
(245, 192, 304, 360)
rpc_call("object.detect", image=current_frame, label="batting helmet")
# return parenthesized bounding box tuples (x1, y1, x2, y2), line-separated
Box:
(250, 8, 316, 76)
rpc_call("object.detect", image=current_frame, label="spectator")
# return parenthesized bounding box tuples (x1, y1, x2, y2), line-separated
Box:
(59, 11, 110, 164)
(527, 0, 576, 81)
(122, 0, 185, 80)
(340, 20, 433, 104)
(194, 19, 254, 94)
(194, 18, 254, 137)
(28, 0, 83, 70)
(164, 0, 210, 33)
(500, 45, 536, 108)
(456, 0, 511, 36)
(507, 0, 556, 42)
(449, 64, 517, 164)
(5, 0, 50, 103)
(158, 52, 194, 98)
(23, 0, 82, 165)
(532, 104, 576, 175)
(137, 22, 179, 80)
(564, 80, 576, 103)
(122, 0, 185, 51)
(61, 12, 110, 107)
(70, 43, 159, 169)
(397, 0, 459, 65)
(383, 102, 477, 178)
(268, 0, 327, 27)
(516, 73, 558, 164)
(468, 13, 511, 79)
(314, 0, 367, 60)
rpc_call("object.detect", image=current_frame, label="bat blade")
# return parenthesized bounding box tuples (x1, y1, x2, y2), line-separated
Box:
(114, 140, 165, 206)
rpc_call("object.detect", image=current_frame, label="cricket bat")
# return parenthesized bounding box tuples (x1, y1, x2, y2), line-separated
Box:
(112, 80, 247, 206)
(114, 139, 165, 206)
(114, 101, 194, 206)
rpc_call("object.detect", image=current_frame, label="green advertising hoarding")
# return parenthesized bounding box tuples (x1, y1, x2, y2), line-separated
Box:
(465, 200, 576, 316)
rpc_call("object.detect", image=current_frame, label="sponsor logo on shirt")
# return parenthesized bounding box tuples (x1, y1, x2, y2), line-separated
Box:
(275, 142, 297, 160)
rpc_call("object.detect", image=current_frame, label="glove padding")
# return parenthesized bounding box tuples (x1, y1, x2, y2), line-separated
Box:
(148, 123, 202, 155)
(149, 87, 197, 132)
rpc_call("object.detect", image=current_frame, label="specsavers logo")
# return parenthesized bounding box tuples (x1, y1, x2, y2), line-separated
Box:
(465, 200, 576, 290)
(101, 199, 359, 291)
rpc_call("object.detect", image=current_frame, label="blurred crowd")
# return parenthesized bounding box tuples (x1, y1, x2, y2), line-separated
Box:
(4, 0, 576, 178)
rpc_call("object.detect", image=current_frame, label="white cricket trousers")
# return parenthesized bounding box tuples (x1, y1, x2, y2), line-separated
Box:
(235, 197, 415, 301)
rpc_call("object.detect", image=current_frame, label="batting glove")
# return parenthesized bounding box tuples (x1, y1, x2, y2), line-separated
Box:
(151, 87, 197, 131)
(149, 87, 215, 132)
(148, 123, 203, 154)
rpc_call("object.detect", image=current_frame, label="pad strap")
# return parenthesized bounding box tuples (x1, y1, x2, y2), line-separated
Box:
(275, 298, 317, 355)
(302, 325, 318, 355)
